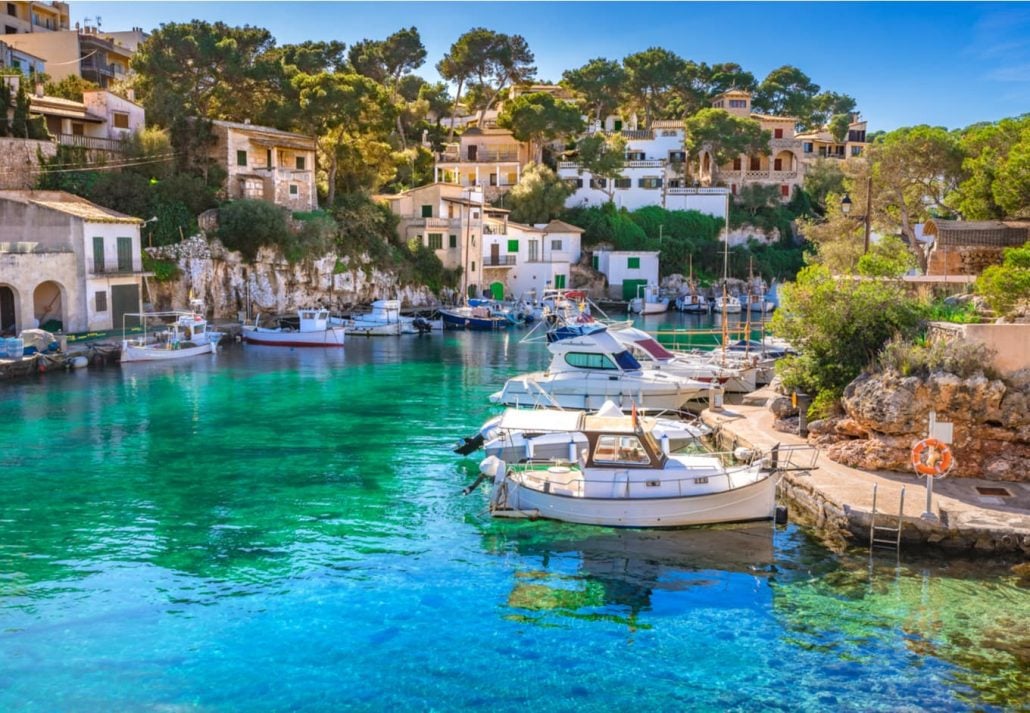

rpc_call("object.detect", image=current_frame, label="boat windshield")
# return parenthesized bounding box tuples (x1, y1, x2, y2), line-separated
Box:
(592, 435, 651, 465)
(634, 337, 675, 360)
(613, 349, 642, 371)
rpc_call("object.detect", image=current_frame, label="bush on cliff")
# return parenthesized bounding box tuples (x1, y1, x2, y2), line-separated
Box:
(771, 265, 923, 406)
(877, 335, 998, 380)
(218, 200, 291, 262)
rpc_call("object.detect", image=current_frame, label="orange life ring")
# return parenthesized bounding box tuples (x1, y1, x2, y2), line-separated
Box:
(911, 438, 952, 477)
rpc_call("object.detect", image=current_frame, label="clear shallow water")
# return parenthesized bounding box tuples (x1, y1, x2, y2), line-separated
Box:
(1, 326, 1027, 711)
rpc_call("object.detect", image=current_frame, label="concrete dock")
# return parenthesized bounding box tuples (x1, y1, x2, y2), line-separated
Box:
(702, 387, 1030, 555)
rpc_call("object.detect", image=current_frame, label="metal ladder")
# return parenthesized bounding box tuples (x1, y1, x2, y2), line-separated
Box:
(869, 483, 905, 552)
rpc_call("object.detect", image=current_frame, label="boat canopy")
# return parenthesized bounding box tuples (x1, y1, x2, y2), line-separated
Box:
(617, 327, 676, 360)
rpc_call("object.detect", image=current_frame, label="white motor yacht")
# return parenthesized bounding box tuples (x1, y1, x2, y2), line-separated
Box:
(489, 328, 708, 411)
(610, 326, 758, 393)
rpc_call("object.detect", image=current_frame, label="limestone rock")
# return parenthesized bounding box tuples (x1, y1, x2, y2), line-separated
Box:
(769, 395, 797, 418)
(831, 368, 1030, 481)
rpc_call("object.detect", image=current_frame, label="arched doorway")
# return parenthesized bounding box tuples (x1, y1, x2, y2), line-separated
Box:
(0, 285, 17, 335)
(772, 150, 796, 172)
(33, 281, 64, 332)
(489, 281, 505, 300)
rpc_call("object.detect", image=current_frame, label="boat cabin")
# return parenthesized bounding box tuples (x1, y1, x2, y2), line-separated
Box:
(580, 416, 668, 469)
(299, 309, 331, 332)
(546, 331, 644, 375)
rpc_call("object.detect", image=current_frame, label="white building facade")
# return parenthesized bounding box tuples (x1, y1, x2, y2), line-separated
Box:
(592, 249, 661, 300)
(481, 218, 583, 300)
(557, 122, 731, 217)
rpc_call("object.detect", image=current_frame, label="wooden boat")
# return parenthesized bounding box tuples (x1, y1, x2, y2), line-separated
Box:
(439, 305, 509, 330)
(242, 309, 346, 347)
(629, 284, 670, 314)
(120, 301, 222, 363)
(480, 415, 782, 528)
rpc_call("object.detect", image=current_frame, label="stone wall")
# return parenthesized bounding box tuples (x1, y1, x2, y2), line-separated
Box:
(145, 236, 437, 318)
(926, 244, 1007, 276)
(929, 322, 1030, 374)
(0, 139, 57, 190)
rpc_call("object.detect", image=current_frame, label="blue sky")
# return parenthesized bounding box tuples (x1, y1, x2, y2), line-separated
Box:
(71, 1, 1030, 131)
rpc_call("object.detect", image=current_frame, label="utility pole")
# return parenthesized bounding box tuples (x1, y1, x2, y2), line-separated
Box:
(863, 174, 872, 254)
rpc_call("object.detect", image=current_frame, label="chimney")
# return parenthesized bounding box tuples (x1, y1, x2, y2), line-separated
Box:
(126, 88, 135, 102)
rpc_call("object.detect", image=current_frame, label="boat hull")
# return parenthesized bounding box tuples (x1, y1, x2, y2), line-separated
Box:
(440, 309, 507, 331)
(345, 321, 402, 337)
(498, 470, 779, 528)
(490, 373, 704, 411)
(120, 340, 218, 362)
(242, 327, 346, 347)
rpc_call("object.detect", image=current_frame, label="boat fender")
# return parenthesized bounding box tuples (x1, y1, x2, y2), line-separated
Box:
(479, 455, 505, 481)
(775, 505, 788, 524)
(734, 447, 754, 462)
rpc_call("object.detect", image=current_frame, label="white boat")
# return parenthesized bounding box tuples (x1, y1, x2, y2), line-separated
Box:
(713, 295, 742, 313)
(345, 299, 403, 336)
(629, 284, 670, 314)
(242, 309, 346, 347)
(120, 301, 222, 363)
(744, 293, 775, 313)
(458, 400, 709, 462)
(480, 419, 782, 527)
(489, 328, 708, 411)
(610, 326, 758, 393)
(675, 292, 709, 313)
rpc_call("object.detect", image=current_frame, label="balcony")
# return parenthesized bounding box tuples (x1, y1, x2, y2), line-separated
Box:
(410, 217, 460, 229)
(625, 159, 665, 168)
(483, 254, 517, 267)
(525, 251, 572, 264)
(666, 186, 731, 196)
(56, 133, 127, 154)
(87, 258, 143, 276)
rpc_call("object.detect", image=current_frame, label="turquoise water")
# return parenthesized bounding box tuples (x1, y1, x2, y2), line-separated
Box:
(1, 322, 1027, 711)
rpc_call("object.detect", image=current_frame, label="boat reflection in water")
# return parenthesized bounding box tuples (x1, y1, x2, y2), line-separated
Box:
(485, 523, 775, 629)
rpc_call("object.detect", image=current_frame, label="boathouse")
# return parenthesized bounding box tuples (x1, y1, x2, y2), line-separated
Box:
(923, 218, 1030, 276)
(0, 190, 144, 335)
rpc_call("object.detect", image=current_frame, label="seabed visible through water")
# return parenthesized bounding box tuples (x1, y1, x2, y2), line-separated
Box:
(0, 312, 1026, 711)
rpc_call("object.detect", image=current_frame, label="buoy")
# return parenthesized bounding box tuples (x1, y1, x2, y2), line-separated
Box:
(70, 356, 88, 369)
(911, 438, 953, 477)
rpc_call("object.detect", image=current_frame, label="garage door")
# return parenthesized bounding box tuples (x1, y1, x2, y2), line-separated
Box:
(622, 279, 648, 301)
(112, 284, 140, 330)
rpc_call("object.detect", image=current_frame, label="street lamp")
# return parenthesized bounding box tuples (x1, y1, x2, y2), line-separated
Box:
(840, 175, 873, 254)
(143, 216, 158, 248)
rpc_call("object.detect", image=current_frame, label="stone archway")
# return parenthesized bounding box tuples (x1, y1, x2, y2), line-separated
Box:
(0, 284, 18, 335)
(33, 280, 65, 331)
(773, 150, 798, 173)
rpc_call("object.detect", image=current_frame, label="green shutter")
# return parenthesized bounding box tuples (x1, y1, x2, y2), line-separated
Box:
(507, 239, 519, 253)
(236, 150, 247, 166)
(449, 234, 457, 248)
(628, 257, 640, 269)
(117, 237, 133, 272)
(592, 255, 599, 270)
(421, 204, 433, 218)
(554, 274, 566, 289)
(428, 233, 443, 250)
(92, 236, 105, 273)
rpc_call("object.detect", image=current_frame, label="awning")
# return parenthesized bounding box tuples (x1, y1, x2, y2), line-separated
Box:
(497, 408, 583, 432)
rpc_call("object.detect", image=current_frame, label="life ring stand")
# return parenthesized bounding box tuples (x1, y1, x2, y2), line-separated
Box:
(911, 438, 953, 477)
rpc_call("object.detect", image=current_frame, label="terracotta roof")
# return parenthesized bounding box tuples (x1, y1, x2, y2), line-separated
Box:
(750, 113, 797, 122)
(0, 190, 141, 224)
(543, 219, 585, 234)
(211, 119, 316, 147)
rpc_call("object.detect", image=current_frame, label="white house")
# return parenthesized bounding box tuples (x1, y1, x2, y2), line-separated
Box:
(0, 190, 144, 335)
(481, 217, 584, 299)
(557, 121, 731, 217)
(592, 249, 661, 300)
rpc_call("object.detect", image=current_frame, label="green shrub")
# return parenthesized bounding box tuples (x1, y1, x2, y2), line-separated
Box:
(877, 335, 998, 379)
(142, 253, 181, 283)
(974, 242, 1030, 316)
(217, 200, 291, 262)
(922, 299, 981, 324)
(856, 235, 917, 277)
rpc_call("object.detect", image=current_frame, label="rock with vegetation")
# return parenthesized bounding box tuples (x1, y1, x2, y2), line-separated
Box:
(820, 340, 1030, 481)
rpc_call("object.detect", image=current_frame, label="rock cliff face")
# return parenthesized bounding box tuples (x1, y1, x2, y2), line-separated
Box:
(813, 369, 1030, 481)
(146, 237, 437, 318)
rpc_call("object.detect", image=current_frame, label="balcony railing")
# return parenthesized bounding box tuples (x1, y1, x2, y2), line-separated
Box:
(625, 159, 665, 168)
(483, 254, 517, 267)
(87, 258, 142, 276)
(56, 133, 128, 153)
(525, 251, 572, 264)
(666, 186, 731, 195)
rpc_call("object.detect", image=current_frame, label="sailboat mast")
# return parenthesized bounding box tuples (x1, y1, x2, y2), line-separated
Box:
(721, 193, 729, 366)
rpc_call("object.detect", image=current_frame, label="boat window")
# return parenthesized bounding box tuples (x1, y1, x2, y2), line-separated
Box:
(612, 350, 642, 371)
(635, 337, 675, 360)
(565, 352, 617, 370)
(302, 311, 315, 319)
(593, 435, 651, 465)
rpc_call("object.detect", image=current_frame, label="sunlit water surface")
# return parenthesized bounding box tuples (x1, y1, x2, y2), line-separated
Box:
(1, 318, 1026, 711)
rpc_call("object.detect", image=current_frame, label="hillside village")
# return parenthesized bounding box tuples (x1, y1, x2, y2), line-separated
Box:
(0, 4, 1027, 337)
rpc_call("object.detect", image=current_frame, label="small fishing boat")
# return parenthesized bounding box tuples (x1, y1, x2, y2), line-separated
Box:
(455, 400, 708, 462)
(345, 299, 403, 336)
(439, 305, 509, 330)
(490, 328, 708, 411)
(713, 294, 742, 313)
(477, 413, 784, 527)
(629, 284, 670, 314)
(675, 256, 708, 313)
(744, 292, 775, 313)
(468, 298, 525, 326)
(120, 300, 223, 363)
(242, 309, 346, 347)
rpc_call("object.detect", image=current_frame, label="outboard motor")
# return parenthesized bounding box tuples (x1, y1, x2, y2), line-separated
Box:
(412, 317, 433, 334)
(453, 433, 485, 455)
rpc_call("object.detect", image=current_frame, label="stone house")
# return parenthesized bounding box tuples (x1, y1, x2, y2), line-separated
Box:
(209, 120, 318, 211)
(923, 218, 1030, 276)
(0, 190, 144, 335)
(379, 183, 486, 296)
